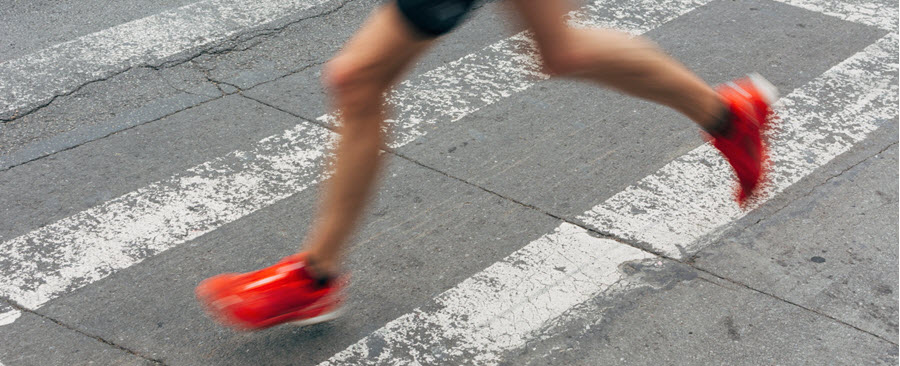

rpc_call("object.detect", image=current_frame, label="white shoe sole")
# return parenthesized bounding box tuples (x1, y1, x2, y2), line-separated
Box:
(747, 72, 779, 105)
(287, 307, 344, 327)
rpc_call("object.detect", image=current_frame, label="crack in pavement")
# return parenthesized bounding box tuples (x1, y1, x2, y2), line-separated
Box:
(0, 57, 327, 173)
(701, 138, 898, 253)
(224, 58, 330, 97)
(0, 0, 352, 172)
(695, 268, 898, 346)
(0, 91, 219, 173)
(0, 0, 356, 123)
(0, 296, 168, 365)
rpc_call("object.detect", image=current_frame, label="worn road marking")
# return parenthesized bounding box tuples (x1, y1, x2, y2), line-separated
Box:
(580, 33, 897, 258)
(322, 32, 897, 366)
(775, 0, 897, 31)
(0, 0, 335, 119)
(0, 0, 708, 325)
(321, 224, 654, 365)
(0, 303, 17, 326)
(0, 123, 332, 322)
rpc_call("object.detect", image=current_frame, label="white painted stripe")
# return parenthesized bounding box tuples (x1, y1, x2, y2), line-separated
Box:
(0, 0, 707, 323)
(322, 33, 897, 364)
(320, 223, 654, 365)
(0, 309, 20, 326)
(0, 124, 334, 310)
(0, 0, 333, 117)
(579, 33, 898, 259)
(774, 0, 898, 31)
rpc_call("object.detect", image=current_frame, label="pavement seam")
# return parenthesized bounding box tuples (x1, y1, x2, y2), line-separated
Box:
(1, 0, 355, 123)
(694, 268, 899, 345)
(0, 297, 168, 365)
(217, 58, 329, 96)
(238, 93, 326, 126)
(158, 69, 225, 99)
(729, 139, 899, 238)
(0, 90, 223, 173)
(387, 149, 677, 258)
(194, 60, 244, 95)
(682, 136, 897, 264)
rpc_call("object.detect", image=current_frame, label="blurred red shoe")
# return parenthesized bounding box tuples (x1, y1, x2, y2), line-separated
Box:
(710, 73, 778, 205)
(196, 253, 346, 330)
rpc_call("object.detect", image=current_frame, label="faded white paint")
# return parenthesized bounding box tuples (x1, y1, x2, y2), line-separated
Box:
(0, 0, 334, 117)
(0, 124, 334, 312)
(0, 309, 20, 326)
(320, 224, 653, 365)
(775, 0, 898, 31)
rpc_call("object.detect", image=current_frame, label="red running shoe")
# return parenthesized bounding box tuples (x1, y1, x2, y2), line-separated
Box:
(196, 253, 346, 330)
(710, 73, 778, 205)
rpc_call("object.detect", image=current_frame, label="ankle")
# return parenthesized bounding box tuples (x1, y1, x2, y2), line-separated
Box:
(304, 253, 340, 279)
(702, 100, 734, 137)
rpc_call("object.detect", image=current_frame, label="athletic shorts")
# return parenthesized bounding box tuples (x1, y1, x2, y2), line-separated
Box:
(396, 0, 478, 37)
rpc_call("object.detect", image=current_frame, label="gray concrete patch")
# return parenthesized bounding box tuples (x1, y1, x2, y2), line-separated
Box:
(507, 272, 897, 365)
(242, 0, 520, 120)
(193, 0, 377, 92)
(0, 308, 155, 366)
(693, 126, 899, 342)
(0, 95, 301, 242)
(0, 63, 223, 169)
(31, 155, 560, 365)
(389, 0, 884, 223)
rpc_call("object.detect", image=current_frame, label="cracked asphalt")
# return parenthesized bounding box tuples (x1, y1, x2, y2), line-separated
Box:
(0, 0, 897, 365)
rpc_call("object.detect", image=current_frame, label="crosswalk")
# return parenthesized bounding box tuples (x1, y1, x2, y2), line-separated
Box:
(322, 31, 898, 365)
(0, 0, 711, 329)
(0, 0, 896, 364)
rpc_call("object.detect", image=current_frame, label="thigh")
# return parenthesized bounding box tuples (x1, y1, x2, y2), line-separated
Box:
(326, 3, 436, 91)
(507, 0, 574, 51)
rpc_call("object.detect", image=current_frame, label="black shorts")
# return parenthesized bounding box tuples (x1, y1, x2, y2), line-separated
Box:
(396, 0, 478, 37)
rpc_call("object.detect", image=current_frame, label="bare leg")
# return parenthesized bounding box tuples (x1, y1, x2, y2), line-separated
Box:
(509, 0, 725, 129)
(303, 5, 434, 275)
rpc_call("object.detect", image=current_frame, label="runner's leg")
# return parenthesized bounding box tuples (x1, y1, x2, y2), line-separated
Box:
(508, 0, 726, 130)
(303, 4, 436, 276)
(508, 0, 777, 203)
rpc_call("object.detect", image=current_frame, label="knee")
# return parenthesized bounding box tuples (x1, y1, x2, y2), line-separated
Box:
(540, 47, 589, 77)
(322, 55, 389, 109)
(321, 56, 389, 135)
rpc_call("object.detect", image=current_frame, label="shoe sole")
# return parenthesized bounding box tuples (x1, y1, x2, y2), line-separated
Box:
(747, 72, 779, 105)
(288, 306, 344, 327)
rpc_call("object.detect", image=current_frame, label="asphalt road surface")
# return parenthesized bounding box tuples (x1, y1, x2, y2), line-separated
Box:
(0, 0, 897, 365)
